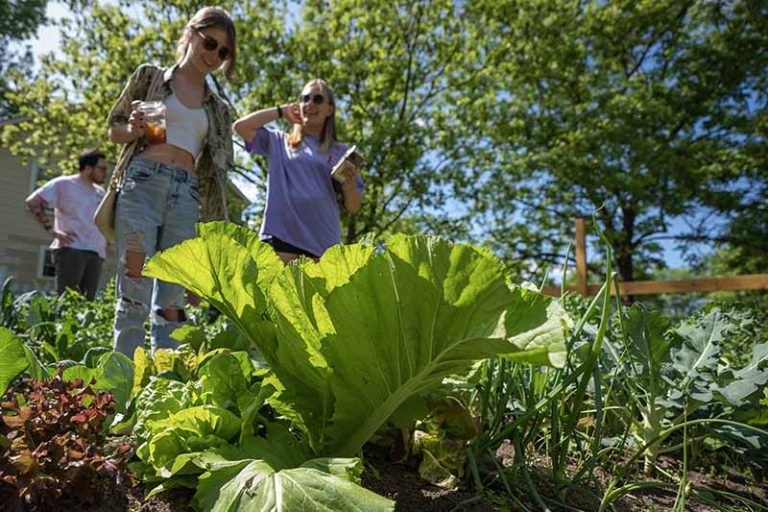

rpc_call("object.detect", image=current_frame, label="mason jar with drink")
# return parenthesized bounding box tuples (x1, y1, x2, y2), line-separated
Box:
(138, 101, 166, 145)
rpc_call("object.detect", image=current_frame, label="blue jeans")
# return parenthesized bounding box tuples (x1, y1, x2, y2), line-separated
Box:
(113, 157, 199, 357)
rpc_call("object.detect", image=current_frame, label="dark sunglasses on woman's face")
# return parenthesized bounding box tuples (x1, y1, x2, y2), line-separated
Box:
(299, 93, 326, 105)
(196, 31, 230, 61)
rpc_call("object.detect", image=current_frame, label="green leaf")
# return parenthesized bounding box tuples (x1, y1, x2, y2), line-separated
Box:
(191, 458, 253, 511)
(153, 345, 198, 381)
(171, 325, 208, 351)
(625, 304, 671, 386)
(196, 352, 249, 412)
(194, 458, 394, 512)
(413, 430, 465, 488)
(143, 222, 282, 348)
(272, 235, 569, 456)
(736, 343, 768, 378)
(22, 344, 48, 381)
(97, 351, 135, 413)
(62, 365, 101, 385)
(40, 341, 59, 363)
(150, 405, 241, 440)
(298, 458, 366, 484)
(238, 382, 276, 444)
(146, 430, 189, 472)
(135, 385, 240, 476)
(716, 343, 768, 406)
(147, 229, 569, 459)
(134, 378, 200, 447)
(387, 395, 429, 430)
(672, 311, 726, 388)
(0, 328, 28, 392)
(208, 324, 253, 352)
(132, 346, 154, 398)
(254, 465, 394, 511)
(710, 424, 768, 452)
(83, 346, 112, 367)
(300, 242, 377, 296)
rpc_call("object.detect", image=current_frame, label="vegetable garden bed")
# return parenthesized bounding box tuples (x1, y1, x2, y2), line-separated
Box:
(2, 226, 766, 511)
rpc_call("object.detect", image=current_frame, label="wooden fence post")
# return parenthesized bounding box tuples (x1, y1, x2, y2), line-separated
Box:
(575, 218, 588, 296)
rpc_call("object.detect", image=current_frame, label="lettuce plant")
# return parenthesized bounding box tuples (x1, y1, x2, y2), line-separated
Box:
(0, 373, 133, 509)
(129, 351, 392, 510)
(142, 223, 571, 509)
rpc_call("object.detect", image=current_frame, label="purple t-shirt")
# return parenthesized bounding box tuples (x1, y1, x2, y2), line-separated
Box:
(246, 127, 364, 257)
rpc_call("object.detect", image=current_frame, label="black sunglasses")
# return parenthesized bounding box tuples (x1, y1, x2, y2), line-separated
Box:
(196, 31, 230, 61)
(299, 93, 327, 105)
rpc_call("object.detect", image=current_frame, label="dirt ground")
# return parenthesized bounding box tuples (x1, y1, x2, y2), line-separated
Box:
(16, 445, 768, 511)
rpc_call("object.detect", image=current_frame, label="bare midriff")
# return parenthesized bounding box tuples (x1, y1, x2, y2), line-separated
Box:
(138, 144, 196, 173)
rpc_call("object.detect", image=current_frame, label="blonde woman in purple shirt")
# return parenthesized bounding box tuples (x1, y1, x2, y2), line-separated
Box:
(233, 79, 363, 263)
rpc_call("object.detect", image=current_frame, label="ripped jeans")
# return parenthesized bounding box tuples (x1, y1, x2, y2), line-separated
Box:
(113, 157, 199, 357)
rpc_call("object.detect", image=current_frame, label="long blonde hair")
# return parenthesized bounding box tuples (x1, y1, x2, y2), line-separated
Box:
(287, 78, 338, 154)
(175, 6, 237, 80)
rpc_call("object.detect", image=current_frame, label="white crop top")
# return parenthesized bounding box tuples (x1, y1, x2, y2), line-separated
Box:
(165, 94, 208, 159)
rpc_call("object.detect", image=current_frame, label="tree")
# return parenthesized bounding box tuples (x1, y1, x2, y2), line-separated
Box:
(7, 0, 764, 268)
(3, 0, 487, 241)
(0, 0, 48, 117)
(2, 1, 277, 174)
(453, 0, 768, 282)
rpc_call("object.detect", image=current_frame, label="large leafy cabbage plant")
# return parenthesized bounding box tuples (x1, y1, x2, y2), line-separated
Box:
(141, 223, 570, 510)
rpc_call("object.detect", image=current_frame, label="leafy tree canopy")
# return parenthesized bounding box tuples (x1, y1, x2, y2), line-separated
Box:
(454, 0, 768, 281)
(3, 0, 482, 237)
(0, 0, 48, 117)
(3, 0, 766, 275)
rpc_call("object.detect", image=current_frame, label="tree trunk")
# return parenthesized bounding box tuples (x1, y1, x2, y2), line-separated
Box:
(618, 206, 636, 283)
(616, 250, 634, 283)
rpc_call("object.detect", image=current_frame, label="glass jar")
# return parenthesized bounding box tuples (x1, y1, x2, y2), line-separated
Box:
(138, 101, 166, 145)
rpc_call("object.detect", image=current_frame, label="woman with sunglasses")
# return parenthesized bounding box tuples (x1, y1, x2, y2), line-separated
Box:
(106, 6, 236, 357)
(233, 79, 363, 264)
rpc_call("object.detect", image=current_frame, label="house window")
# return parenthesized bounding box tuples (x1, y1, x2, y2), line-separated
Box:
(37, 246, 55, 279)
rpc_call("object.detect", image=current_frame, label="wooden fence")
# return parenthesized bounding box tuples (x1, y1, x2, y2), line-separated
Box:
(541, 219, 768, 297)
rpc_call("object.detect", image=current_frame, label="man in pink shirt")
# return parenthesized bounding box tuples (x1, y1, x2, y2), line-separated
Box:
(25, 149, 108, 300)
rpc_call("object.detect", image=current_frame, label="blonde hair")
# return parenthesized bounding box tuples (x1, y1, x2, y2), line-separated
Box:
(287, 78, 337, 154)
(175, 6, 237, 80)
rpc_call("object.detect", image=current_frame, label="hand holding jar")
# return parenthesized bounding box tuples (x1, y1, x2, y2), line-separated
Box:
(137, 101, 167, 144)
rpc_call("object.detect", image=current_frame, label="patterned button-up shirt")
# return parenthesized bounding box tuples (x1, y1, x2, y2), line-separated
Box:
(107, 64, 233, 221)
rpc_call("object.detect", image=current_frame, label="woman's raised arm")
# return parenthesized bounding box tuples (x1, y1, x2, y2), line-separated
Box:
(233, 103, 299, 143)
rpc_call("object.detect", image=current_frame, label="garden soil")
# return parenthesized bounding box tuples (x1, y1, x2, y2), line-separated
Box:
(60, 447, 768, 511)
